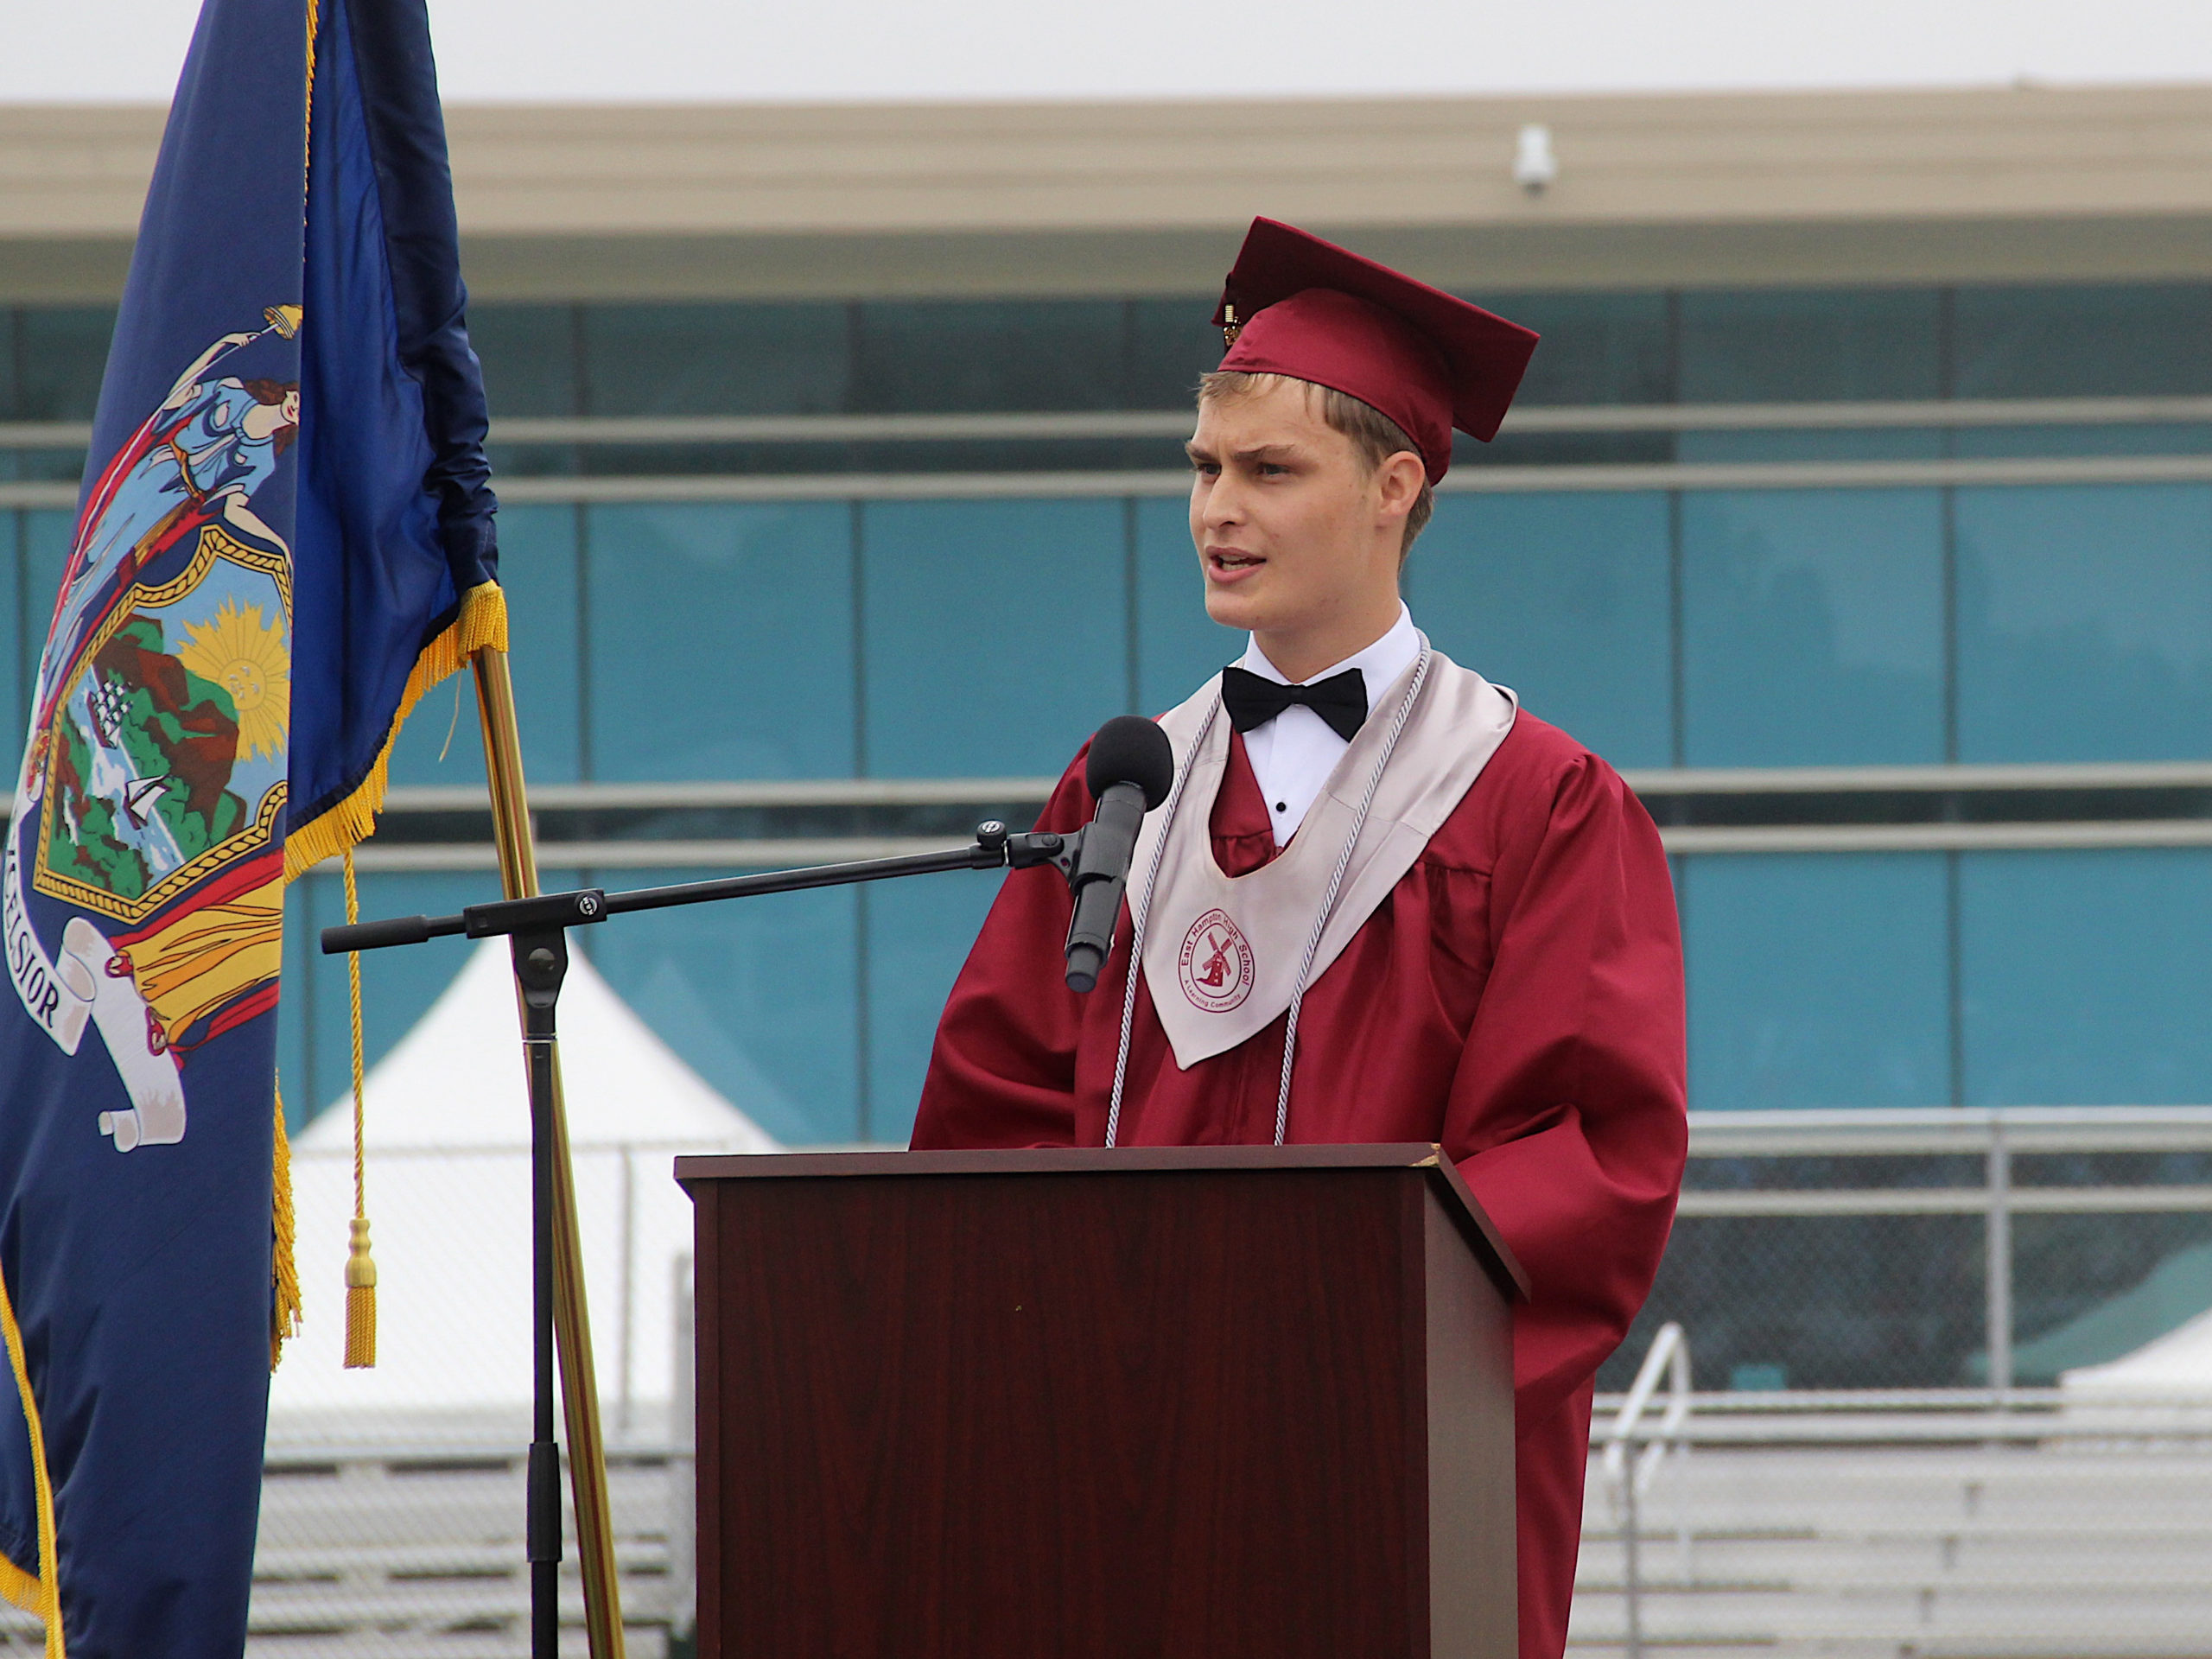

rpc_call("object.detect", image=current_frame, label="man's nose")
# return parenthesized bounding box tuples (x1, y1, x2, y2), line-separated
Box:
(1201, 475, 1247, 527)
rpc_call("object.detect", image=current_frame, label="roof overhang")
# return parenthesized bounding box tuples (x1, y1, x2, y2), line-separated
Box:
(7, 83, 2212, 300)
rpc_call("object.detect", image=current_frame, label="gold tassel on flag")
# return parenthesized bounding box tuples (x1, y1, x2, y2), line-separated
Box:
(340, 849, 376, 1369)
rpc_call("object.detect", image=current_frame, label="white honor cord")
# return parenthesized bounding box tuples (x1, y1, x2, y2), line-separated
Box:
(1272, 648, 1431, 1145)
(1103, 696, 1219, 1149)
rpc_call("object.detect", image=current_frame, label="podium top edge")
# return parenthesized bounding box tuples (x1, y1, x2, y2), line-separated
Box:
(675, 1143, 1449, 1182)
(675, 1143, 1529, 1298)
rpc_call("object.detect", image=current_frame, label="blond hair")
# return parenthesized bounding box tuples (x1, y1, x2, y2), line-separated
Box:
(1198, 370, 1436, 557)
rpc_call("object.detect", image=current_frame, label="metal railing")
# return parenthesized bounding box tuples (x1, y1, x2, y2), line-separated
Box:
(1580, 1107, 2212, 1406)
(1602, 1323, 1693, 1659)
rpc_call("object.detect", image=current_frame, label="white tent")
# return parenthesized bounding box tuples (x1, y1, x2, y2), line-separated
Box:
(270, 941, 776, 1434)
(2063, 1306, 2212, 1396)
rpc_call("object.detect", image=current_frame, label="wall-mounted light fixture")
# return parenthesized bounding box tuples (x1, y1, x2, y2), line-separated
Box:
(1513, 124, 1558, 195)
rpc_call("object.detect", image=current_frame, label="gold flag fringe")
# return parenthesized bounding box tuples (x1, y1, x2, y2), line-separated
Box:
(283, 582, 509, 880)
(270, 1084, 302, 1371)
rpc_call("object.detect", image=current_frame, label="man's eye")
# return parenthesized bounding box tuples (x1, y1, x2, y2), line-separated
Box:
(1256, 462, 1287, 476)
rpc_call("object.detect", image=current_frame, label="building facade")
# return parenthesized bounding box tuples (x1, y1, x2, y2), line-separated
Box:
(7, 84, 2212, 1386)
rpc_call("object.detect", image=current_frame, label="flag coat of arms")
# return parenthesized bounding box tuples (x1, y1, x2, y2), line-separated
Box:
(0, 0, 500, 1646)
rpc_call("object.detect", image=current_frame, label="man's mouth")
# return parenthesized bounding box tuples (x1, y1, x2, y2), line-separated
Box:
(1208, 549, 1265, 580)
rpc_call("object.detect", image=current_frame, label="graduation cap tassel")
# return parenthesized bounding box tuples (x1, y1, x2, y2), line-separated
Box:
(341, 849, 377, 1369)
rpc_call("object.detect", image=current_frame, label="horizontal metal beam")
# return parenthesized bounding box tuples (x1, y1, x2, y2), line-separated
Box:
(1620, 760, 2212, 795)
(1601, 1409, 2212, 1444)
(8, 397, 2210, 452)
(12, 456, 2212, 512)
(1676, 1185, 2212, 1217)
(1686, 1104, 2212, 1157)
(367, 762, 2212, 816)
(324, 822, 2212, 869)
(1658, 820, 2212, 853)
(365, 761, 2212, 816)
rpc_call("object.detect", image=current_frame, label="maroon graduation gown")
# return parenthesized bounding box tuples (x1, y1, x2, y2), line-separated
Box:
(912, 709, 1688, 1659)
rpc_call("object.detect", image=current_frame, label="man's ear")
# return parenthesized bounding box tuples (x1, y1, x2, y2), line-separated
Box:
(1375, 450, 1426, 528)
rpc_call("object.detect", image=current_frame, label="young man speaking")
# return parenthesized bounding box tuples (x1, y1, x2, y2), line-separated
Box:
(912, 218, 1688, 1659)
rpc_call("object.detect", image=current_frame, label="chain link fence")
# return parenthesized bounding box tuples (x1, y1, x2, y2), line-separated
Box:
(29, 1107, 2177, 1652)
(1601, 1108, 2212, 1394)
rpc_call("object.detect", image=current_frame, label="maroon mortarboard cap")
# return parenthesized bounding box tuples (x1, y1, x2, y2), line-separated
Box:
(1211, 217, 1540, 482)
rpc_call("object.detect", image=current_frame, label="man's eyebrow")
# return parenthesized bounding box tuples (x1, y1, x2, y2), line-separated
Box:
(1185, 441, 1305, 464)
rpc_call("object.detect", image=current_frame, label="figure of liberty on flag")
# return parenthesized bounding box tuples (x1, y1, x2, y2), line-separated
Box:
(43, 312, 302, 701)
(9, 309, 305, 1154)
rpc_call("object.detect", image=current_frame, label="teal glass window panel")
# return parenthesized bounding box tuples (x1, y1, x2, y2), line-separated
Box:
(284, 869, 541, 1129)
(0, 513, 19, 749)
(1127, 299, 1220, 409)
(1679, 289, 1942, 404)
(1682, 488, 1944, 766)
(854, 301, 1124, 413)
(385, 504, 585, 788)
(1132, 496, 1241, 715)
(1683, 853, 1952, 1109)
(582, 867, 861, 1145)
(1676, 428, 1944, 464)
(862, 872, 1007, 1147)
(582, 302, 850, 417)
(1961, 849, 2212, 1104)
(1952, 423, 2212, 460)
(1953, 284, 2212, 399)
(467, 304, 578, 417)
(586, 502, 855, 779)
(276, 868, 319, 1130)
(1409, 492, 1672, 767)
(1955, 484, 2212, 762)
(1484, 290, 1672, 406)
(861, 499, 1126, 777)
(20, 509, 71, 697)
(16, 307, 115, 420)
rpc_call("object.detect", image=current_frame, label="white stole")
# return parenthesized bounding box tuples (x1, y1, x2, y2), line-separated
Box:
(1129, 643, 1517, 1071)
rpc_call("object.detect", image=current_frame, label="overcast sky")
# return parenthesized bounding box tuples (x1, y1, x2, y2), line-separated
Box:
(5, 0, 2209, 103)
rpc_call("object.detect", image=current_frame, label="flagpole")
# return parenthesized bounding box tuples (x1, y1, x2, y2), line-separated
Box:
(472, 645, 628, 1659)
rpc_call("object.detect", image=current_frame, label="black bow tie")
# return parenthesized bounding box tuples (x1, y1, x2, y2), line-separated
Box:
(1221, 664, 1369, 742)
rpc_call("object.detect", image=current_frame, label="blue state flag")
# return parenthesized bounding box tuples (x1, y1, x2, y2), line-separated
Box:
(0, 0, 500, 1645)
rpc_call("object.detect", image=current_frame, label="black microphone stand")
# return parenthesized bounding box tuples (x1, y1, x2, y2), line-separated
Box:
(320, 818, 1078, 1659)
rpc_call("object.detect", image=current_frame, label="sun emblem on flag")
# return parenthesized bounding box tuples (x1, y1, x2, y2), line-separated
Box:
(176, 596, 290, 762)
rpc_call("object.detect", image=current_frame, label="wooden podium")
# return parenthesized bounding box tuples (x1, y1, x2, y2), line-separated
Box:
(676, 1144, 1527, 1658)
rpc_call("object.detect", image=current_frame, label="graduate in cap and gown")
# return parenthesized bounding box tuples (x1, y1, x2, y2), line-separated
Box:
(912, 217, 1688, 1659)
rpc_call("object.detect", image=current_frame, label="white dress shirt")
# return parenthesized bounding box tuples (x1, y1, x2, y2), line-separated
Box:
(1235, 605, 1421, 847)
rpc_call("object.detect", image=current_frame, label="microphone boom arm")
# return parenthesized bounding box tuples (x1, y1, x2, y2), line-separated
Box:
(320, 818, 1082, 957)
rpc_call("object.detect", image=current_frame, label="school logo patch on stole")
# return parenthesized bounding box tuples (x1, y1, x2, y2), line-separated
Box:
(1177, 907, 1255, 1013)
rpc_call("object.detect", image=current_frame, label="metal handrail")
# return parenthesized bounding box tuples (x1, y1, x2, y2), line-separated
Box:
(1603, 1323, 1691, 1659)
(1605, 1321, 1692, 1500)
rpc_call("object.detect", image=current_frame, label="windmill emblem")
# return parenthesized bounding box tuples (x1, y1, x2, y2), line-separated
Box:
(1177, 907, 1255, 1014)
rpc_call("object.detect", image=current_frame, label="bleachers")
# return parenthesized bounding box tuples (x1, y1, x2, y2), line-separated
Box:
(0, 1408, 2195, 1654)
(1571, 1440, 2212, 1656)
(245, 1438, 685, 1658)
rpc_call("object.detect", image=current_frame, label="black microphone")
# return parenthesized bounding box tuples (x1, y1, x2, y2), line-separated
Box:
(1064, 715, 1175, 993)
